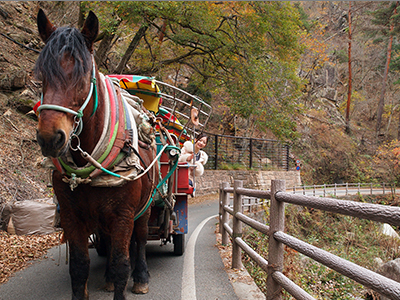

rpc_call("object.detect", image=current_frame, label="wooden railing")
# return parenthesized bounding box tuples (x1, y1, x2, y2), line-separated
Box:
(218, 180, 400, 300)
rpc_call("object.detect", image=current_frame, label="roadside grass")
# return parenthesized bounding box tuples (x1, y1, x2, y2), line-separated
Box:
(242, 194, 400, 299)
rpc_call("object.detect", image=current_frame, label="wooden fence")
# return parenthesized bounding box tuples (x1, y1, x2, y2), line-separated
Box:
(218, 180, 400, 300)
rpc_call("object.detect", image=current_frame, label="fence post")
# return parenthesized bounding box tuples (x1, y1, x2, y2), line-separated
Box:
(346, 183, 348, 196)
(232, 180, 243, 269)
(370, 183, 373, 195)
(267, 180, 286, 300)
(220, 182, 230, 245)
(383, 182, 385, 195)
(334, 183, 337, 197)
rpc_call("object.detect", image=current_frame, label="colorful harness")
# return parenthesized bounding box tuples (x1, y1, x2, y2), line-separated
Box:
(36, 57, 181, 220)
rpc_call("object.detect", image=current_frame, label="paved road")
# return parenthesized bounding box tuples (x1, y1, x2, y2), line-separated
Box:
(0, 199, 238, 300)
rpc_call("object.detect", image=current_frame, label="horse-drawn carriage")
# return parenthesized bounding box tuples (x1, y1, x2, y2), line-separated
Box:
(105, 75, 212, 256)
(35, 9, 212, 298)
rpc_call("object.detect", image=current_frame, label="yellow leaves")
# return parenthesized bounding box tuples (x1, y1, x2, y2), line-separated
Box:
(393, 147, 400, 156)
(374, 140, 400, 180)
(0, 231, 61, 284)
(300, 22, 330, 72)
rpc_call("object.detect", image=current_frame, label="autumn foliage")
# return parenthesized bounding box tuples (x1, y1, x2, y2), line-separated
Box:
(373, 139, 400, 186)
(0, 232, 60, 284)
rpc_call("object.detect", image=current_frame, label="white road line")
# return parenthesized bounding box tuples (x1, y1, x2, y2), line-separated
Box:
(181, 214, 218, 300)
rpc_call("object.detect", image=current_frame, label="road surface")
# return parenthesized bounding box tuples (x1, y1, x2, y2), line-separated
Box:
(0, 198, 238, 300)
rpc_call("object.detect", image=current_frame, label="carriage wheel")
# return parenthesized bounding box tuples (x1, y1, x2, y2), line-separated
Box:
(173, 234, 185, 256)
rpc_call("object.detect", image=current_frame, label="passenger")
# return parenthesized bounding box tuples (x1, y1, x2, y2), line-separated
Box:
(179, 133, 208, 187)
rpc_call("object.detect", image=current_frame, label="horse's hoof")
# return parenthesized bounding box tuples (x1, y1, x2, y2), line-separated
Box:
(103, 282, 114, 292)
(132, 282, 149, 294)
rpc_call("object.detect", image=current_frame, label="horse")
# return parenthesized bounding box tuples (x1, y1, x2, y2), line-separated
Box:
(34, 9, 158, 300)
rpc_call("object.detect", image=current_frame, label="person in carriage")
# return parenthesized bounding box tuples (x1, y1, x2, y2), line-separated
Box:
(179, 133, 208, 189)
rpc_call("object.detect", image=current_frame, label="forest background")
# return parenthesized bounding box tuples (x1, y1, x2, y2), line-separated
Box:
(74, 1, 400, 187)
(1, 1, 400, 202)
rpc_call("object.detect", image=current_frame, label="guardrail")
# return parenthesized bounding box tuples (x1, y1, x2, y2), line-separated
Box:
(289, 182, 395, 197)
(218, 180, 400, 300)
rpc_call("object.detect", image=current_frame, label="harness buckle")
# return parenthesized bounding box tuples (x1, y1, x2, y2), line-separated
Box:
(69, 134, 82, 153)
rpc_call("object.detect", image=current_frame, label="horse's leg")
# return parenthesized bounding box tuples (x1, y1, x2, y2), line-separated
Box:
(69, 242, 90, 300)
(65, 227, 90, 300)
(100, 232, 114, 292)
(131, 209, 151, 294)
(108, 218, 134, 300)
(55, 183, 90, 300)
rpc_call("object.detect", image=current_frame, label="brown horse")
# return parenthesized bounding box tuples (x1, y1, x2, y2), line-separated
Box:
(35, 9, 157, 300)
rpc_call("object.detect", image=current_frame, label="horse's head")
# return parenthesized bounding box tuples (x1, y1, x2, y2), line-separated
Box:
(35, 9, 99, 158)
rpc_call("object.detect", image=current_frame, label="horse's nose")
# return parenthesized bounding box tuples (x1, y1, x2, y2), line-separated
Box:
(37, 129, 67, 157)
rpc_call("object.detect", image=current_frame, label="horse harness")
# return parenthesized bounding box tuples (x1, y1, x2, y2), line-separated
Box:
(37, 56, 156, 188)
(37, 56, 181, 220)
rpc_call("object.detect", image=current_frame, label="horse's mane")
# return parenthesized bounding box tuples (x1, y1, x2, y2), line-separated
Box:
(34, 27, 92, 88)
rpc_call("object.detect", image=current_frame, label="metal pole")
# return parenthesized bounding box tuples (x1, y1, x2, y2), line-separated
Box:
(220, 182, 230, 245)
(249, 138, 253, 169)
(232, 180, 243, 269)
(214, 135, 219, 170)
(285, 145, 290, 171)
(267, 180, 286, 300)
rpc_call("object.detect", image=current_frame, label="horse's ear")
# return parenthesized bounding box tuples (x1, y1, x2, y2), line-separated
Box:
(81, 11, 99, 53)
(37, 9, 57, 43)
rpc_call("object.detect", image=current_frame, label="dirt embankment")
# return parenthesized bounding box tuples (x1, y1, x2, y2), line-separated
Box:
(0, 2, 73, 285)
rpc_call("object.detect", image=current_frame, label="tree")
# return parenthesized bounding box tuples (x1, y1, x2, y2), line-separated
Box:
(346, 2, 352, 134)
(374, 139, 400, 195)
(113, 24, 149, 74)
(369, 2, 399, 138)
(86, 2, 304, 141)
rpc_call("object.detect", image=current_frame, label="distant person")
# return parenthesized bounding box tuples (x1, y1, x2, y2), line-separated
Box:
(179, 133, 208, 187)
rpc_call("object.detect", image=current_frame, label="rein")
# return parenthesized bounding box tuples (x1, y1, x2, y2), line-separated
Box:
(36, 56, 98, 136)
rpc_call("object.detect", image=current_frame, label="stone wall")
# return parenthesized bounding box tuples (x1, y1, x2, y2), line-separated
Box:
(195, 170, 302, 196)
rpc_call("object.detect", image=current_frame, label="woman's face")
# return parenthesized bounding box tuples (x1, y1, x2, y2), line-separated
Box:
(196, 137, 207, 149)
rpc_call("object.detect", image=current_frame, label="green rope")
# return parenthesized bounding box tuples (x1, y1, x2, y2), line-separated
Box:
(134, 145, 180, 221)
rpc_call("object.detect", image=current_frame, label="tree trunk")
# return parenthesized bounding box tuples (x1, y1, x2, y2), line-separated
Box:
(95, 31, 117, 70)
(346, 2, 352, 134)
(113, 24, 149, 74)
(397, 107, 400, 140)
(77, 2, 85, 28)
(377, 2, 398, 138)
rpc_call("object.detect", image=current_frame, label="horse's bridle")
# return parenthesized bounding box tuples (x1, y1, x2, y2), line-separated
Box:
(36, 55, 98, 137)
